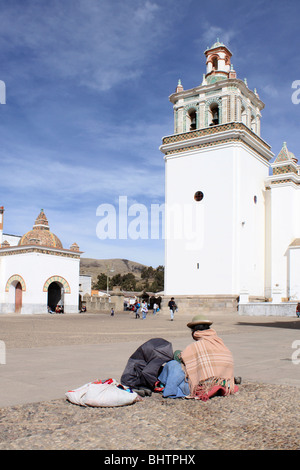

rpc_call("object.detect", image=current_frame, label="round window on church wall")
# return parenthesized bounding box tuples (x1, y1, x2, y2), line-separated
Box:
(194, 191, 204, 202)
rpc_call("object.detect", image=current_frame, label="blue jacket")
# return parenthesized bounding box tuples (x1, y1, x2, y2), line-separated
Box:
(158, 360, 190, 398)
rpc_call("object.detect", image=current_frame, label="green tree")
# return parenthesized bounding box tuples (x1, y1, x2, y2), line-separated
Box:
(120, 273, 137, 291)
(111, 273, 122, 286)
(92, 265, 164, 293)
(150, 265, 164, 292)
(141, 266, 154, 280)
(93, 273, 108, 290)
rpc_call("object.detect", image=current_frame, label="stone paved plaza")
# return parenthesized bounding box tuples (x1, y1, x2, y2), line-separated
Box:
(0, 311, 300, 450)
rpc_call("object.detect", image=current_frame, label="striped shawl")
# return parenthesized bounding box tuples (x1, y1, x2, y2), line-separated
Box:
(181, 329, 235, 399)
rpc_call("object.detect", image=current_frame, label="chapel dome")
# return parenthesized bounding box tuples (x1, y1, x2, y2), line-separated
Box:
(18, 209, 63, 249)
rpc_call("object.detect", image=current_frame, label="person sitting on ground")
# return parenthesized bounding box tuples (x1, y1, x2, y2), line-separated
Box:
(180, 315, 238, 401)
(155, 350, 190, 398)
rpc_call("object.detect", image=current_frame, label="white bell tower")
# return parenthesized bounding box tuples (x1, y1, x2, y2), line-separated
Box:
(160, 40, 274, 312)
(0, 206, 4, 246)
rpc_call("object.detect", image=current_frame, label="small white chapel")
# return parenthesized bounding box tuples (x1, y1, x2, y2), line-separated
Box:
(160, 39, 300, 316)
(0, 208, 81, 314)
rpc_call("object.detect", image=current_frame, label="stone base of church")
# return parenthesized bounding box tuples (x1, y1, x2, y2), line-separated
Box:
(0, 303, 15, 314)
(238, 302, 297, 317)
(160, 294, 239, 315)
(0, 303, 80, 314)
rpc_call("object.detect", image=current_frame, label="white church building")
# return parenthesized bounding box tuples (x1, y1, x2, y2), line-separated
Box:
(160, 39, 300, 316)
(0, 208, 81, 314)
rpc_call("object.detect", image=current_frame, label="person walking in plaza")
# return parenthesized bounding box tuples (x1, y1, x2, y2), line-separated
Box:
(134, 301, 140, 319)
(141, 301, 148, 320)
(153, 302, 158, 315)
(168, 297, 177, 321)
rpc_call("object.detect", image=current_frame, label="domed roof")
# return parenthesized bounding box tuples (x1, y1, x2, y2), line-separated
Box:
(205, 38, 232, 54)
(210, 38, 224, 49)
(18, 209, 63, 249)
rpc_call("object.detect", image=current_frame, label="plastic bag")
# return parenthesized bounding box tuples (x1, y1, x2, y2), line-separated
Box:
(65, 378, 139, 407)
(65, 381, 92, 406)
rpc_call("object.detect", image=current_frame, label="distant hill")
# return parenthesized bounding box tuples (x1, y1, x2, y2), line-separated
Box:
(80, 258, 148, 285)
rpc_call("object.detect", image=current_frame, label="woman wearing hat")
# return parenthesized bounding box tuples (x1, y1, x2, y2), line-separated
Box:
(180, 315, 238, 401)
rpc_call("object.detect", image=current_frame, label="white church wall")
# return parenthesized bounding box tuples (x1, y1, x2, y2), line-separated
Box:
(165, 144, 235, 295)
(164, 138, 270, 298)
(236, 145, 269, 297)
(289, 246, 300, 300)
(269, 184, 300, 300)
(0, 257, 4, 306)
(79, 274, 92, 296)
(264, 188, 272, 299)
(165, 143, 237, 295)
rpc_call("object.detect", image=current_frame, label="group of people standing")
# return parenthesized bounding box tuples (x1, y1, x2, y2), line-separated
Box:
(131, 297, 177, 320)
(133, 301, 159, 319)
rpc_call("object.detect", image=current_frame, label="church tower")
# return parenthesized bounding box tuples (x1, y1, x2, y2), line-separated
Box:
(160, 40, 274, 311)
(0, 207, 4, 246)
(265, 142, 300, 304)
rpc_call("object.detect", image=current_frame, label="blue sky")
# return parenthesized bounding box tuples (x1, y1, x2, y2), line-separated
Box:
(1, 0, 300, 267)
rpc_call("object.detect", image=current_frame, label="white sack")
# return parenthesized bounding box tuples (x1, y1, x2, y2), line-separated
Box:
(65, 379, 138, 407)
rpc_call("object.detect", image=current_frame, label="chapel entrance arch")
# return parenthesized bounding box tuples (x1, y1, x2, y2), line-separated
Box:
(5, 274, 26, 314)
(43, 276, 70, 313)
(47, 282, 64, 312)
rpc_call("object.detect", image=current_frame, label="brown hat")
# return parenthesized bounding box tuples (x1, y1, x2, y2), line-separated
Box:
(187, 314, 213, 329)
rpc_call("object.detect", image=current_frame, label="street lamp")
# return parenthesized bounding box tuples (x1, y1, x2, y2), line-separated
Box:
(106, 267, 114, 295)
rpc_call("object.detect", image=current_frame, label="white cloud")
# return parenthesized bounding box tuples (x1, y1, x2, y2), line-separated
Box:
(200, 24, 237, 49)
(0, 142, 164, 204)
(134, 1, 159, 22)
(0, 0, 165, 93)
(261, 84, 279, 98)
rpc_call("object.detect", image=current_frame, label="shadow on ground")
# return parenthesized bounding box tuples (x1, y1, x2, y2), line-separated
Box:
(237, 320, 300, 330)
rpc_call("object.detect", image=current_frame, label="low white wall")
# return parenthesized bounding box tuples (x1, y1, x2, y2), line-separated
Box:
(238, 302, 298, 316)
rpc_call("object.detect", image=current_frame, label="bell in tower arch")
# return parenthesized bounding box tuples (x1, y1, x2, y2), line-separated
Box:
(212, 110, 219, 125)
(209, 104, 219, 126)
(189, 109, 197, 130)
